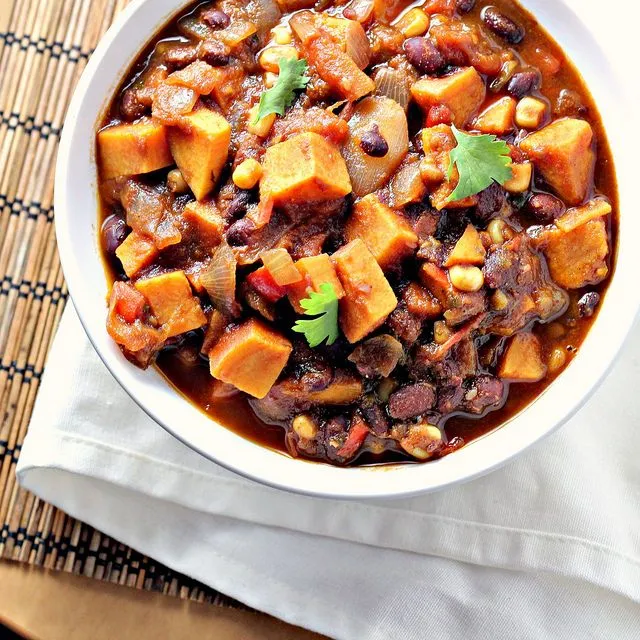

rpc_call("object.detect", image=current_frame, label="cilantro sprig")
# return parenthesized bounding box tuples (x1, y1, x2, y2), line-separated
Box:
(446, 125, 513, 203)
(292, 283, 339, 348)
(254, 57, 310, 123)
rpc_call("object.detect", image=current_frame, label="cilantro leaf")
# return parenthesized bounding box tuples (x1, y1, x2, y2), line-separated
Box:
(292, 283, 340, 348)
(446, 125, 513, 203)
(254, 57, 310, 123)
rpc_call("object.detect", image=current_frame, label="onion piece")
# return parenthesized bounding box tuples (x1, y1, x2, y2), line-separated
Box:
(344, 0, 375, 24)
(339, 19, 371, 70)
(342, 96, 409, 196)
(261, 248, 303, 286)
(390, 155, 427, 207)
(201, 242, 240, 317)
(246, 0, 281, 37)
(218, 20, 258, 48)
(374, 67, 411, 111)
(178, 15, 215, 40)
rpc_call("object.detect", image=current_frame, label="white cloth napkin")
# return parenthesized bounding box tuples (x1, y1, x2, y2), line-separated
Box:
(16, 306, 640, 638)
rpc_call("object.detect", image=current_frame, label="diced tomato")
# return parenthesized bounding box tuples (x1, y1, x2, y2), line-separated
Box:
(423, 0, 456, 16)
(426, 104, 454, 128)
(246, 267, 287, 303)
(111, 281, 146, 323)
(336, 418, 369, 459)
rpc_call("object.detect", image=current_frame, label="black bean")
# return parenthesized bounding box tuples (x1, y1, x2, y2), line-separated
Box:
(403, 37, 445, 75)
(102, 215, 127, 254)
(226, 190, 252, 220)
(475, 182, 507, 222)
(226, 218, 255, 246)
(360, 125, 389, 157)
(198, 40, 230, 66)
(482, 6, 525, 44)
(577, 292, 600, 318)
(202, 8, 230, 29)
(361, 405, 389, 436)
(506, 71, 540, 99)
(456, 0, 476, 13)
(463, 375, 504, 415)
(526, 193, 565, 223)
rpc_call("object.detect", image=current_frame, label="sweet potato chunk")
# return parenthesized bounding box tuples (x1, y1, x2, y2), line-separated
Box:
(261, 132, 352, 204)
(208, 318, 293, 399)
(519, 118, 595, 205)
(403, 282, 442, 319)
(115, 231, 158, 278)
(411, 67, 486, 127)
(287, 254, 345, 313)
(167, 109, 231, 201)
(166, 60, 218, 95)
(444, 224, 486, 267)
(498, 333, 547, 382)
(98, 119, 173, 180)
(182, 200, 224, 248)
(554, 198, 612, 234)
(473, 97, 516, 135)
(135, 271, 206, 338)
(345, 195, 418, 270)
(543, 218, 609, 289)
(331, 239, 398, 343)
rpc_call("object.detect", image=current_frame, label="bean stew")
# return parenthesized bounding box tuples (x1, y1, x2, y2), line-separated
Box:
(98, 0, 617, 466)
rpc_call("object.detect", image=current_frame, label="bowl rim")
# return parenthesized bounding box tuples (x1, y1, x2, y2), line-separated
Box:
(55, 0, 640, 500)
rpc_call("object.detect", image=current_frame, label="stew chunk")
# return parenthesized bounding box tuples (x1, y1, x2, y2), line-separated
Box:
(520, 118, 595, 205)
(167, 108, 231, 201)
(261, 132, 352, 204)
(209, 318, 293, 399)
(332, 239, 398, 343)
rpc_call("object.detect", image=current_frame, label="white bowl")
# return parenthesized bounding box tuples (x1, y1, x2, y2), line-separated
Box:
(55, 0, 638, 499)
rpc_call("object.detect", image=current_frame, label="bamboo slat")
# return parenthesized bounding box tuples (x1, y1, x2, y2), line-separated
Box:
(0, 0, 240, 607)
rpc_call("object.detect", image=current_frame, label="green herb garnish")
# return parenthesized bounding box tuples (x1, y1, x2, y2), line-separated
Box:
(254, 57, 310, 123)
(446, 125, 513, 203)
(292, 283, 339, 348)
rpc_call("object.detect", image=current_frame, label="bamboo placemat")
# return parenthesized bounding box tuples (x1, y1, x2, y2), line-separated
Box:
(0, 0, 242, 605)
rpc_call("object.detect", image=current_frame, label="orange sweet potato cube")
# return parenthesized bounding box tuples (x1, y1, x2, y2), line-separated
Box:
(473, 96, 516, 135)
(208, 318, 293, 398)
(519, 118, 595, 205)
(135, 270, 206, 338)
(287, 254, 345, 314)
(411, 67, 486, 127)
(403, 282, 442, 319)
(331, 239, 398, 343)
(261, 132, 352, 204)
(542, 218, 609, 289)
(167, 108, 231, 201)
(345, 194, 418, 270)
(444, 224, 486, 267)
(115, 231, 158, 278)
(98, 119, 173, 180)
(182, 200, 224, 248)
(498, 332, 547, 382)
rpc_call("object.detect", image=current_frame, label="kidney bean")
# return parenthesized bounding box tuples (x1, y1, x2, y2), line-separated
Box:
(199, 40, 230, 66)
(526, 193, 565, 223)
(120, 89, 148, 121)
(456, 0, 476, 14)
(202, 8, 230, 29)
(388, 383, 436, 420)
(554, 89, 587, 117)
(482, 7, 525, 44)
(506, 71, 540, 98)
(226, 218, 256, 246)
(360, 125, 389, 157)
(426, 104, 453, 127)
(577, 292, 600, 318)
(163, 45, 198, 69)
(475, 182, 507, 222)
(403, 37, 445, 75)
(102, 215, 127, 254)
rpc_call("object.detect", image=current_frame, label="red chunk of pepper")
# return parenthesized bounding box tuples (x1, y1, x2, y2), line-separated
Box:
(426, 104, 454, 128)
(246, 267, 287, 303)
(336, 417, 369, 460)
(112, 281, 147, 323)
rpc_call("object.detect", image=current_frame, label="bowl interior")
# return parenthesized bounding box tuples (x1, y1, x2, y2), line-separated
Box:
(55, 0, 638, 499)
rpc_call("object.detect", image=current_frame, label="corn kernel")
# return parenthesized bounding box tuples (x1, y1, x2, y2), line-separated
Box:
(401, 423, 442, 460)
(503, 162, 532, 193)
(259, 45, 299, 73)
(548, 346, 567, 373)
(488, 219, 507, 245)
(515, 96, 547, 129)
(167, 168, 189, 194)
(232, 158, 263, 190)
(292, 414, 318, 440)
(263, 71, 279, 88)
(546, 322, 566, 340)
(396, 8, 430, 38)
(491, 289, 509, 311)
(247, 105, 276, 137)
(434, 320, 452, 345)
(272, 25, 292, 45)
(449, 265, 484, 292)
